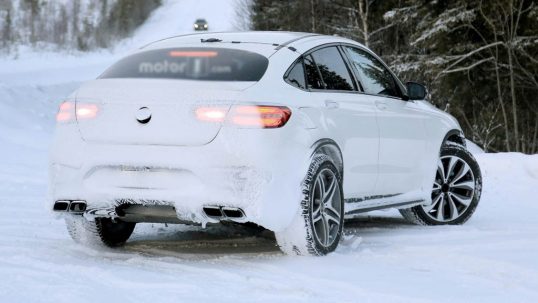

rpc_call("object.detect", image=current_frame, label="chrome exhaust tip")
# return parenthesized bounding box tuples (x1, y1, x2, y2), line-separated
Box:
(69, 201, 87, 213)
(203, 206, 245, 220)
(222, 207, 245, 218)
(53, 200, 70, 211)
(53, 200, 87, 213)
(202, 206, 224, 218)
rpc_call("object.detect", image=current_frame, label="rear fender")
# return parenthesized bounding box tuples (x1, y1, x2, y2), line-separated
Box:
(310, 139, 344, 182)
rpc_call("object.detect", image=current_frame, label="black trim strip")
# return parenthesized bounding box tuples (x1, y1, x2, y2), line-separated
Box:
(345, 193, 402, 204)
(346, 200, 424, 215)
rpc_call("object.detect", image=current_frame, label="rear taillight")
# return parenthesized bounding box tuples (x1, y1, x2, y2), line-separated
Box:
(56, 101, 99, 122)
(195, 105, 291, 128)
(230, 106, 292, 128)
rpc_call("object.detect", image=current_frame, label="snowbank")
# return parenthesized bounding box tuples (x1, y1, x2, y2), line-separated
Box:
(466, 139, 485, 154)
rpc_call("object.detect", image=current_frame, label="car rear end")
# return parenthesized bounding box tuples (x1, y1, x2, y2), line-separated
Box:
(49, 42, 308, 231)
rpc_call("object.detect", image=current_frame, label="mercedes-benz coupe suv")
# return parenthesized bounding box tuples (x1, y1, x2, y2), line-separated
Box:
(50, 32, 482, 255)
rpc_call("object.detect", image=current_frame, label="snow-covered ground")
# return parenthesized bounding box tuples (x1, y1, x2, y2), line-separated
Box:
(1, 0, 538, 302)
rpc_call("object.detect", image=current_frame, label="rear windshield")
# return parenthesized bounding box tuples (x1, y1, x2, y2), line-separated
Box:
(100, 47, 269, 81)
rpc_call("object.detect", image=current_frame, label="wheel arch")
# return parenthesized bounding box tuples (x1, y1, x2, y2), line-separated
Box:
(442, 129, 466, 148)
(310, 139, 344, 180)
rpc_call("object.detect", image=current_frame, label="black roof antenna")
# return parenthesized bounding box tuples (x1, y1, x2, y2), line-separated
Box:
(201, 38, 222, 43)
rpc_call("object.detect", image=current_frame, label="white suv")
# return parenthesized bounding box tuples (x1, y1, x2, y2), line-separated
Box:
(50, 32, 482, 255)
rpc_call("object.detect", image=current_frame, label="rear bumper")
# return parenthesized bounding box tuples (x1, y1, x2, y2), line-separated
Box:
(49, 126, 312, 231)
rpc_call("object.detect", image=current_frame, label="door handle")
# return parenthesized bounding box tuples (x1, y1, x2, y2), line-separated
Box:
(325, 100, 339, 109)
(375, 101, 387, 110)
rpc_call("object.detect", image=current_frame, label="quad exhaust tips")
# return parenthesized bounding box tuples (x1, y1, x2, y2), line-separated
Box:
(54, 201, 243, 220)
(53, 200, 87, 214)
(202, 206, 245, 220)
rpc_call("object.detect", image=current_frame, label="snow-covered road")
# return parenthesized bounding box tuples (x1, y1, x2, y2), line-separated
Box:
(3, 147, 538, 303)
(1, 1, 538, 302)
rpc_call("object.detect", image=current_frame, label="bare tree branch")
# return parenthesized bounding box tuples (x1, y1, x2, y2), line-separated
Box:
(435, 41, 504, 80)
(442, 57, 495, 74)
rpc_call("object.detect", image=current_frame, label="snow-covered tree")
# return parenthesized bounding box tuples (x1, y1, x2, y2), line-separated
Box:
(0, 0, 162, 53)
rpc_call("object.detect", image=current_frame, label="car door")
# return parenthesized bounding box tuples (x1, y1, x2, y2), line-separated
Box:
(342, 46, 428, 196)
(297, 46, 380, 198)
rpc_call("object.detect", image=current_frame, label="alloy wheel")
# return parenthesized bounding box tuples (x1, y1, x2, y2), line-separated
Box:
(423, 155, 476, 222)
(311, 168, 342, 247)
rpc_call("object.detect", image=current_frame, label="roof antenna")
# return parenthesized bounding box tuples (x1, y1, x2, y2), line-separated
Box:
(201, 38, 222, 43)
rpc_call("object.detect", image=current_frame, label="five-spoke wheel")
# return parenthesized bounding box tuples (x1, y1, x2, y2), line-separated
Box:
(400, 145, 482, 225)
(424, 155, 476, 222)
(311, 168, 342, 248)
(275, 155, 344, 255)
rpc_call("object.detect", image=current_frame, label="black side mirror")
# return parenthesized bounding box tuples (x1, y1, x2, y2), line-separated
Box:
(406, 82, 428, 100)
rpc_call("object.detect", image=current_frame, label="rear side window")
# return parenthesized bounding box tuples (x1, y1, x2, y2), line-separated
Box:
(304, 55, 324, 90)
(310, 47, 356, 91)
(285, 59, 306, 90)
(344, 47, 400, 97)
(100, 48, 269, 81)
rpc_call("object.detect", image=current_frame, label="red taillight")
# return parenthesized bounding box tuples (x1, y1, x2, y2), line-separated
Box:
(56, 101, 99, 122)
(230, 106, 292, 128)
(195, 105, 292, 128)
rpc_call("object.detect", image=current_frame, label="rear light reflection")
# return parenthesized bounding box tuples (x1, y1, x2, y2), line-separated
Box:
(195, 105, 291, 128)
(56, 102, 74, 122)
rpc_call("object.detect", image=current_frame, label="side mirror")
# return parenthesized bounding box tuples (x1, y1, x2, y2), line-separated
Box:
(406, 82, 428, 100)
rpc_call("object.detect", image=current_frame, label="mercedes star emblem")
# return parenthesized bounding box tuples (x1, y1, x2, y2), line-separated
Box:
(136, 107, 152, 124)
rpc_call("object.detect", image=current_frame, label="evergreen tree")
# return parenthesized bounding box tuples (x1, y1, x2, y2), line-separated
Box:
(1, 0, 162, 52)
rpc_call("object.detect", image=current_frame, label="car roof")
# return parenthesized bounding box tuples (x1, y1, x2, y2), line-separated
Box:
(139, 31, 369, 58)
(142, 31, 320, 49)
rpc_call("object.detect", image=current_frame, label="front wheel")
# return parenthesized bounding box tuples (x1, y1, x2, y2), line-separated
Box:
(400, 145, 482, 225)
(275, 155, 344, 256)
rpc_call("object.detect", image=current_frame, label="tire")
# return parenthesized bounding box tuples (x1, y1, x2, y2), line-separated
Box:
(65, 216, 136, 247)
(275, 155, 344, 256)
(400, 145, 482, 225)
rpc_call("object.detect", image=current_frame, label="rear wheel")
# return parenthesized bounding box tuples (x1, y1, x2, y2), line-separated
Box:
(65, 216, 135, 247)
(275, 155, 344, 256)
(400, 145, 482, 225)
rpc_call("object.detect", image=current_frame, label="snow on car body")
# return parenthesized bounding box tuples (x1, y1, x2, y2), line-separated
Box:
(49, 31, 482, 255)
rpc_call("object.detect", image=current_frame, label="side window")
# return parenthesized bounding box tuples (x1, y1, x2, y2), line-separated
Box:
(310, 46, 356, 91)
(304, 55, 324, 90)
(285, 59, 306, 90)
(344, 47, 400, 98)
